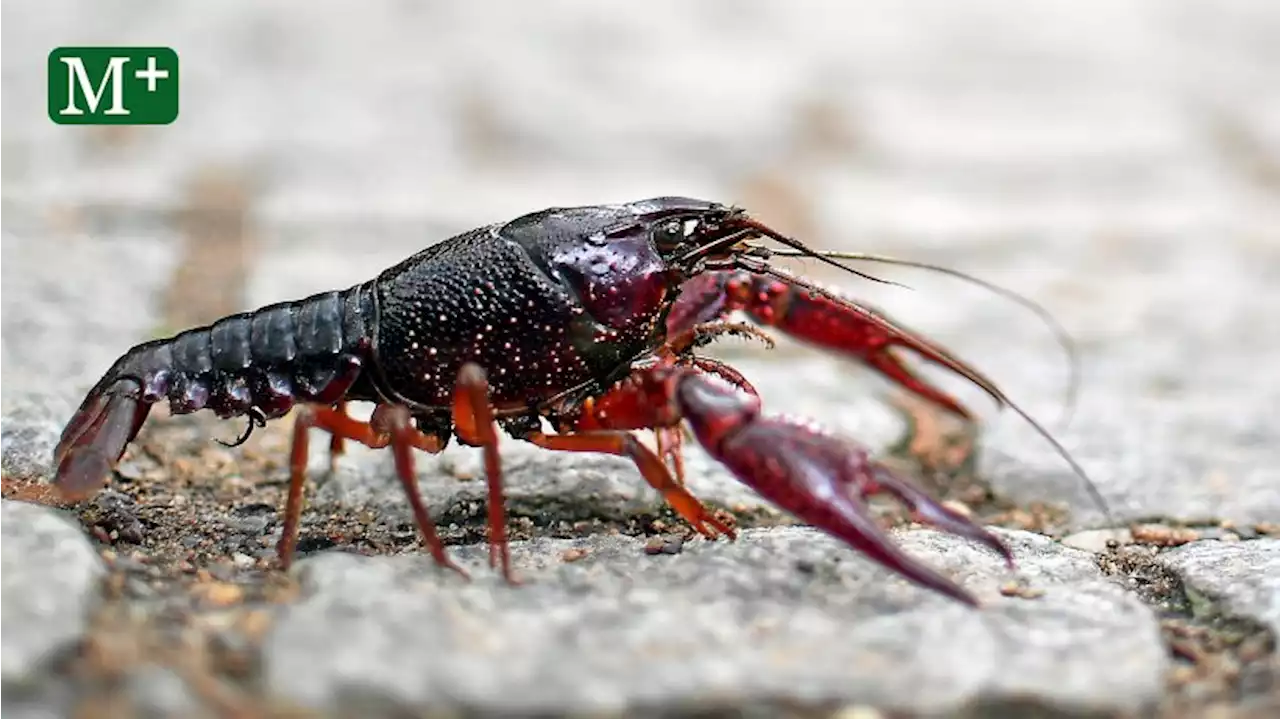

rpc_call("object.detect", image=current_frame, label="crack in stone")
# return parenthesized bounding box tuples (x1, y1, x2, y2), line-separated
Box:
(1094, 544, 1278, 714)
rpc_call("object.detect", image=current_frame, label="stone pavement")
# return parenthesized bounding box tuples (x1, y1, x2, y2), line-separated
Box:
(3, 0, 1279, 715)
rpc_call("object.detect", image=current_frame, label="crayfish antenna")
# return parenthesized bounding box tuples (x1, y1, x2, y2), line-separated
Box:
(52, 379, 150, 501)
(737, 219, 909, 289)
(997, 399, 1114, 528)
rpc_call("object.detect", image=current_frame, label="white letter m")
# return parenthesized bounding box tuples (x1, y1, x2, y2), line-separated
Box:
(60, 56, 130, 116)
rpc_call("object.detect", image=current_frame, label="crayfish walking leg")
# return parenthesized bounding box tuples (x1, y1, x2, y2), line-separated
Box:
(449, 363, 515, 581)
(279, 402, 465, 576)
(280, 363, 523, 581)
(525, 430, 735, 540)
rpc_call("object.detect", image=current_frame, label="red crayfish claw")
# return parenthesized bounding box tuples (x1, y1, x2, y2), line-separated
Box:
(578, 364, 1013, 606)
(676, 373, 1011, 606)
(665, 255, 1112, 526)
(667, 265, 1004, 422)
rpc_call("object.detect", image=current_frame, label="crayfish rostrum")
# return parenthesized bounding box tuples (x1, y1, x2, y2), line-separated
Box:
(52, 197, 1102, 605)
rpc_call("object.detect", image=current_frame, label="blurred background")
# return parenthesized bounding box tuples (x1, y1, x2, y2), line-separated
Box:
(3, 0, 1279, 519)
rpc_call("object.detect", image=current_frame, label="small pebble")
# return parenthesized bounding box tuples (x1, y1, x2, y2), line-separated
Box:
(561, 548, 589, 563)
(1061, 528, 1133, 553)
(114, 554, 149, 573)
(1000, 581, 1046, 599)
(224, 515, 271, 535)
(124, 577, 155, 599)
(196, 582, 244, 607)
(833, 706, 884, 719)
(1130, 524, 1201, 547)
(113, 460, 145, 481)
(644, 536, 684, 555)
(239, 610, 273, 641)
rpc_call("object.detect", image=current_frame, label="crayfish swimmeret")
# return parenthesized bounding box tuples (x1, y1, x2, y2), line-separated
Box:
(52, 197, 1103, 605)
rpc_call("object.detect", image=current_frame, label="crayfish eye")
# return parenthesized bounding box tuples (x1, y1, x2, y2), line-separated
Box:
(652, 219, 686, 251)
(653, 217, 704, 252)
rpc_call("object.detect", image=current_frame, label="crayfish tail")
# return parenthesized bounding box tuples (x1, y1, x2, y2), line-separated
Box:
(52, 379, 150, 500)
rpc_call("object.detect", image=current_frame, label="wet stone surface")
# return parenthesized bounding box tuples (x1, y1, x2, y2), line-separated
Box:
(1, 500, 106, 685)
(263, 529, 1166, 715)
(1158, 539, 1280, 636)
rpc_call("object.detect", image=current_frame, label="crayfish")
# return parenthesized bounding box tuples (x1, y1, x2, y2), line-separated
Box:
(51, 197, 1105, 605)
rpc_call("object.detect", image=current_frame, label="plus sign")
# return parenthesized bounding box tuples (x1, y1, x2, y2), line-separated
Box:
(134, 56, 169, 92)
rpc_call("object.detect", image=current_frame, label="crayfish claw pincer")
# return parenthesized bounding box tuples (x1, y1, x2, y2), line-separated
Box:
(674, 375, 1009, 605)
(864, 462, 1014, 569)
(735, 428, 998, 606)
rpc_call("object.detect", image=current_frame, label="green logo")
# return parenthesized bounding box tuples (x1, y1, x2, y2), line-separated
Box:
(48, 47, 179, 125)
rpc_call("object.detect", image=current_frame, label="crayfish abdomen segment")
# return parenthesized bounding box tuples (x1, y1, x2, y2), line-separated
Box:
(119, 286, 374, 418)
(52, 285, 377, 499)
